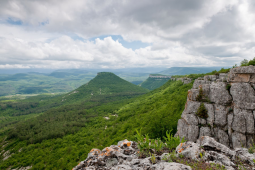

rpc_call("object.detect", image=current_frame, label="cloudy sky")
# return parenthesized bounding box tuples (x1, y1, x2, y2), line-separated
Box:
(0, 0, 254, 69)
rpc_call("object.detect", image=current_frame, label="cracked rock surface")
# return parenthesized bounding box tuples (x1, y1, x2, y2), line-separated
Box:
(175, 66, 255, 149)
(73, 139, 192, 170)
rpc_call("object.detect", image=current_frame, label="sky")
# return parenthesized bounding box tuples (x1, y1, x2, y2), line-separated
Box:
(0, 0, 254, 69)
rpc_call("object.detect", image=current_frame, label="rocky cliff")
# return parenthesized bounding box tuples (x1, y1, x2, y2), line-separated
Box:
(171, 77, 192, 84)
(175, 65, 255, 149)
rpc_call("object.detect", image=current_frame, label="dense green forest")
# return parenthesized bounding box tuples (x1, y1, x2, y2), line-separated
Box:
(140, 77, 170, 90)
(0, 72, 192, 169)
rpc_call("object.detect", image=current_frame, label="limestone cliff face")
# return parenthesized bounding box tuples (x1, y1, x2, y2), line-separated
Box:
(171, 77, 192, 84)
(175, 66, 255, 149)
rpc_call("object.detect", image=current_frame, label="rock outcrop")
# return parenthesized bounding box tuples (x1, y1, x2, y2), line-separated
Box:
(73, 139, 192, 170)
(175, 66, 255, 149)
(73, 137, 255, 170)
(171, 77, 192, 84)
(176, 136, 255, 169)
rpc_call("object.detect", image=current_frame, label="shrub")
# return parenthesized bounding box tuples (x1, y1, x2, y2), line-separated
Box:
(248, 57, 255, 66)
(240, 59, 249, 66)
(164, 129, 186, 151)
(135, 129, 151, 151)
(151, 138, 165, 152)
(135, 129, 165, 153)
(196, 87, 204, 102)
(150, 153, 156, 164)
(196, 103, 208, 119)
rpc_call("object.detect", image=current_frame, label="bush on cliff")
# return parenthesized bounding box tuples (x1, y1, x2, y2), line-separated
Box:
(196, 103, 208, 119)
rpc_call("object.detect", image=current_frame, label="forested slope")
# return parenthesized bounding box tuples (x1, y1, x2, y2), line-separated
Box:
(0, 79, 192, 169)
(140, 77, 170, 90)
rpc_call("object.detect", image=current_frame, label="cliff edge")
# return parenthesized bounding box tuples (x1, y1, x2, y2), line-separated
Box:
(175, 65, 255, 149)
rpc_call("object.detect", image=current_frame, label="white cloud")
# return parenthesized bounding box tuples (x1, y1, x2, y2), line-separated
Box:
(0, 0, 254, 69)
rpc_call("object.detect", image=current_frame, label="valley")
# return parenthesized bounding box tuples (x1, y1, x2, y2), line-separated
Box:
(0, 67, 230, 169)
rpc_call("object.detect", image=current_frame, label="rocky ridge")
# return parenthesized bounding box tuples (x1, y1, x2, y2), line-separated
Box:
(175, 66, 255, 149)
(171, 77, 192, 84)
(72, 139, 192, 170)
(73, 136, 255, 169)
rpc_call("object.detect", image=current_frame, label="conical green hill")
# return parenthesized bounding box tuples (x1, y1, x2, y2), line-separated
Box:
(61, 72, 149, 103)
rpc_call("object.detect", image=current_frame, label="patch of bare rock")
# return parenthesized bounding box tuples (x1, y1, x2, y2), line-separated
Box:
(73, 139, 192, 170)
(73, 137, 255, 170)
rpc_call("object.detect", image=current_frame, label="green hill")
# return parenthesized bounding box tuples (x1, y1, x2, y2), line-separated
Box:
(59, 72, 149, 104)
(159, 67, 223, 75)
(140, 76, 171, 90)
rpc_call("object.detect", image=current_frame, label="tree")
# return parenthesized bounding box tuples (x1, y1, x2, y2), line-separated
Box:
(248, 57, 255, 66)
(240, 59, 249, 66)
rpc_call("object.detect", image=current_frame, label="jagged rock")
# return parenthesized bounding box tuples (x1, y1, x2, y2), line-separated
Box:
(187, 125, 199, 142)
(232, 108, 249, 134)
(106, 158, 118, 167)
(111, 165, 132, 170)
(232, 131, 246, 148)
(214, 105, 229, 127)
(182, 113, 198, 126)
(203, 151, 235, 167)
(243, 110, 255, 134)
(234, 148, 255, 166)
(204, 103, 214, 127)
(183, 78, 192, 85)
(230, 83, 255, 110)
(192, 79, 211, 89)
(209, 82, 232, 105)
(197, 117, 206, 125)
(219, 73, 228, 79)
(176, 136, 239, 168)
(187, 89, 199, 101)
(176, 136, 255, 169)
(199, 127, 212, 139)
(228, 66, 255, 83)
(87, 149, 101, 159)
(73, 140, 193, 170)
(182, 101, 200, 115)
(217, 129, 230, 147)
(176, 141, 202, 160)
(198, 136, 235, 158)
(176, 119, 189, 141)
(188, 84, 211, 101)
(176, 66, 255, 162)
